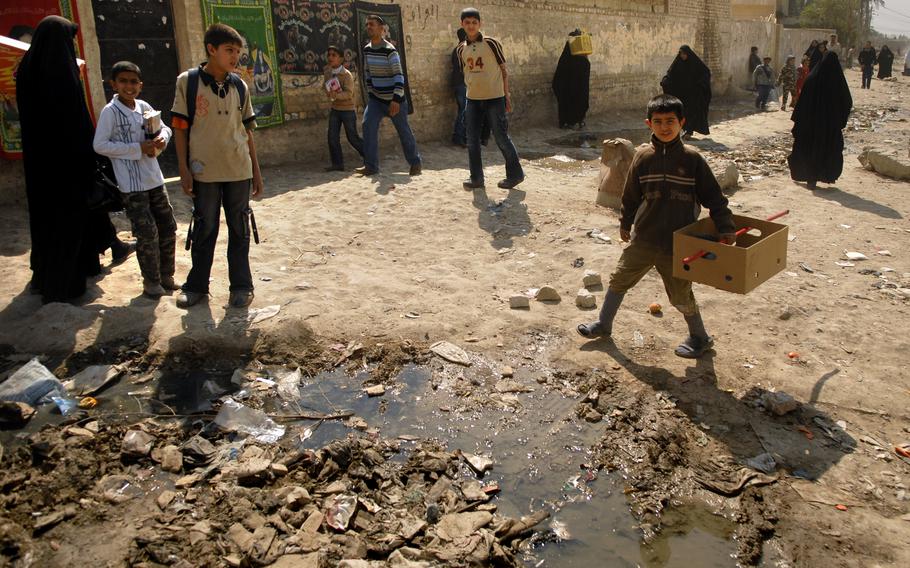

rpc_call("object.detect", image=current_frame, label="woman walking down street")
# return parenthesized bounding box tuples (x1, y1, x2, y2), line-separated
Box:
(552, 31, 591, 130)
(787, 52, 852, 190)
(877, 45, 894, 79)
(660, 45, 711, 138)
(16, 16, 117, 303)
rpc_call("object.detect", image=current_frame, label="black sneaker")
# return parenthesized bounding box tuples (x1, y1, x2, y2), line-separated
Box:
(355, 166, 378, 176)
(463, 179, 485, 190)
(409, 163, 422, 176)
(229, 291, 254, 309)
(176, 291, 206, 309)
(497, 177, 524, 190)
(324, 165, 345, 172)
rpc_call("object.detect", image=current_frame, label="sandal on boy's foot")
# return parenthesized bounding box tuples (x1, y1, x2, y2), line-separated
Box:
(143, 280, 166, 298)
(355, 166, 378, 176)
(229, 291, 254, 309)
(324, 165, 345, 172)
(576, 322, 610, 339)
(463, 179, 485, 191)
(409, 163, 422, 176)
(160, 276, 181, 291)
(674, 335, 714, 359)
(176, 291, 206, 309)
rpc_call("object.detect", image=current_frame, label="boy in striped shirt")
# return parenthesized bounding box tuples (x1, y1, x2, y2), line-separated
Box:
(357, 15, 421, 176)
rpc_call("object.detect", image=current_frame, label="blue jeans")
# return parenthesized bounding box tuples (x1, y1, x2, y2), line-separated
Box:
(453, 83, 468, 145)
(755, 84, 771, 107)
(861, 64, 873, 88)
(466, 97, 524, 183)
(183, 179, 253, 294)
(328, 109, 364, 168)
(362, 97, 421, 172)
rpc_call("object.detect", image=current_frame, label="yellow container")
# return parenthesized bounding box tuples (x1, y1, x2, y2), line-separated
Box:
(569, 33, 593, 56)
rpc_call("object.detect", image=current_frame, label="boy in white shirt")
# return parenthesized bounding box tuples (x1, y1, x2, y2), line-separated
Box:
(93, 61, 177, 298)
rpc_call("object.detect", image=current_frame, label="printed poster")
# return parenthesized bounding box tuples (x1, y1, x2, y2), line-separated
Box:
(271, 1, 357, 74)
(0, 0, 93, 159)
(201, 0, 285, 127)
(354, 1, 413, 113)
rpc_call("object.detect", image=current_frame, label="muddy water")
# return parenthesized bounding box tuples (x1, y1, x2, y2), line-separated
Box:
(11, 361, 738, 567)
(221, 363, 739, 567)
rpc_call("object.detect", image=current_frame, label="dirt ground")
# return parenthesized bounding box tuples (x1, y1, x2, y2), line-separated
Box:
(1, 66, 909, 566)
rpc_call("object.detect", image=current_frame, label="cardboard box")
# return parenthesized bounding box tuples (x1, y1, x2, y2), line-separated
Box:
(673, 214, 789, 294)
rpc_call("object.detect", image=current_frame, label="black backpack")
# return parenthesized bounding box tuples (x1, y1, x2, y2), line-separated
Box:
(184, 66, 248, 128)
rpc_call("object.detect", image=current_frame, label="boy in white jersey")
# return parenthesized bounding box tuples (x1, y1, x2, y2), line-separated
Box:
(93, 61, 177, 298)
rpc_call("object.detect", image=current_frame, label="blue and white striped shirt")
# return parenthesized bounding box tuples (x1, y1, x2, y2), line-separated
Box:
(93, 96, 171, 193)
(363, 40, 405, 103)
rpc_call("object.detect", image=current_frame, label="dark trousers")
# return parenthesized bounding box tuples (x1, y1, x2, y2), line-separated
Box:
(122, 186, 177, 284)
(327, 109, 364, 168)
(453, 84, 491, 146)
(861, 65, 873, 88)
(183, 179, 253, 294)
(755, 85, 772, 108)
(466, 97, 524, 184)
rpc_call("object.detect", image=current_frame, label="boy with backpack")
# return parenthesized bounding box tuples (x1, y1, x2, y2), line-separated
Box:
(170, 23, 263, 309)
(93, 61, 177, 298)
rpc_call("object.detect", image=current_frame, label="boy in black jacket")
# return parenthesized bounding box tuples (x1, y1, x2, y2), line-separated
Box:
(577, 94, 735, 358)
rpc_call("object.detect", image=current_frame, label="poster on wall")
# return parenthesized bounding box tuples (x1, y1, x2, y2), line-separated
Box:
(0, 0, 93, 159)
(354, 1, 413, 113)
(201, 0, 285, 128)
(271, 1, 358, 74)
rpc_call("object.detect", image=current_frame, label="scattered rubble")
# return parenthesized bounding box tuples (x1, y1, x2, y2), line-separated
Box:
(576, 289, 597, 309)
(508, 295, 530, 309)
(535, 286, 561, 302)
(858, 147, 910, 180)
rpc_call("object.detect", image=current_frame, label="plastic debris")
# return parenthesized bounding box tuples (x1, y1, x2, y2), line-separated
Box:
(66, 364, 123, 395)
(122, 430, 156, 456)
(844, 251, 868, 261)
(213, 399, 286, 444)
(430, 341, 472, 366)
(246, 305, 281, 324)
(78, 396, 98, 409)
(324, 494, 358, 531)
(51, 396, 78, 416)
(0, 358, 65, 404)
(633, 331, 645, 347)
(745, 453, 777, 474)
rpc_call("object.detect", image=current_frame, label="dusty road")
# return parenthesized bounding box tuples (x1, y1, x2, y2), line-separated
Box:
(1, 67, 909, 566)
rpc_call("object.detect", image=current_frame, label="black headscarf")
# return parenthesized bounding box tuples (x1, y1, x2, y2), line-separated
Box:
(552, 40, 590, 127)
(877, 45, 894, 78)
(806, 41, 824, 70)
(16, 16, 106, 303)
(661, 45, 712, 135)
(788, 51, 852, 184)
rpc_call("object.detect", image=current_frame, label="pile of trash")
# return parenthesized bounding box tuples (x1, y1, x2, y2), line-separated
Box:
(0, 375, 554, 567)
(704, 134, 792, 180)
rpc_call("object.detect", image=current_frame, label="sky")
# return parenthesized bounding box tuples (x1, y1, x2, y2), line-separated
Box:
(873, 0, 910, 36)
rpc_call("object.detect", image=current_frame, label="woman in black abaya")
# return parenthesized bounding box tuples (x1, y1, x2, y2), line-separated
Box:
(552, 34, 590, 129)
(661, 45, 712, 138)
(877, 45, 894, 79)
(16, 16, 111, 303)
(788, 51, 852, 190)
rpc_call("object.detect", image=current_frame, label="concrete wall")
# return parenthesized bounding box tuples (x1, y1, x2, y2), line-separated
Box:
(730, 0, 775, 20)
(175, 0, 737, 168)
(3, 0, 761, 202)
(723, 21, 833, 90)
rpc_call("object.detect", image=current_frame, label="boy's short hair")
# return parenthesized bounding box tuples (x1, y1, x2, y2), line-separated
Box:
(111, 60, 141, 81)
(646, 94, 684, 121)
(366, 15, 385, 25)
(204, 23, 243, 50)
(326, 45, 343, 57)
(750, 46, 758, 52)
(460, 7, 481, 21)
(763, 56, 772, 61)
